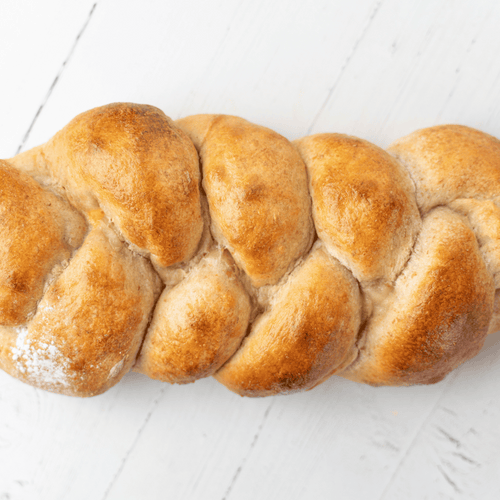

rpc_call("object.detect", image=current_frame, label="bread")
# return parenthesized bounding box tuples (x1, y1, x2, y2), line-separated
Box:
(0, 102, 497, 397)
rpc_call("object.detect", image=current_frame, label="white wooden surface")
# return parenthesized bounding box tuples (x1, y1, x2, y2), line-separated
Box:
(1, 0, 500, 498)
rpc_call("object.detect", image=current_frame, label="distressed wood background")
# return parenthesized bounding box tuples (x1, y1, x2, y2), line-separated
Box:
(1, 1, 500, 498)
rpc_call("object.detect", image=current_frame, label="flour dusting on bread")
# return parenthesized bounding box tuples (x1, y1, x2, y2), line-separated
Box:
(11, 327, 70, 389)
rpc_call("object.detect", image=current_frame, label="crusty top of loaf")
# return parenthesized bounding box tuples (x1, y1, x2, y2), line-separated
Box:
(135, 248, 251, 384)
(0, 223, 162, 396)
(39, 103, 204, 268)
(1, 104, 499, 397)
(389, 124, 500, 213)
(177, 114, 314, 287)
(0, 160, 86, 326)
(215, 243, 362, 396)
(294, 133, 421, 283)
(342, 208, 494, 386)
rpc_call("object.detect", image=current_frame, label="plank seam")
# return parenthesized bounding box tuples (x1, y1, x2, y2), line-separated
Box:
(306, 0, 384, 135)
(221, 399, 275, 500)
(100, 385, 168, 500)
(16, 2, 98, 154)
(377, 370, 459, 500)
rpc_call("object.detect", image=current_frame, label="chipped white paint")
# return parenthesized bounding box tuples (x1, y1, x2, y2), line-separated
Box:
(1, 0, 500, 499)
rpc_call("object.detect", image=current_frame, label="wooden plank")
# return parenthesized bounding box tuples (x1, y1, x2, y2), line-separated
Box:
(310, 0, 500, 146)
(21, 0, 383, 149)
(0, 374, 166, 496)
(0, 0, 96, 158)
(380, 337, 500, 499)
(103, 378, 452, 500)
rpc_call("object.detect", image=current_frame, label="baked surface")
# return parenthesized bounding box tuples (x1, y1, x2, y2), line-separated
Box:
(0, 103, 498, 396)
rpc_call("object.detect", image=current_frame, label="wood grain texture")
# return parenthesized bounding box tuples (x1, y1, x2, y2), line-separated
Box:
(1, 0, 500, 498)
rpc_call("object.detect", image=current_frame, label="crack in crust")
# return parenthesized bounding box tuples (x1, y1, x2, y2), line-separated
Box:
(0, 105, 498, 397)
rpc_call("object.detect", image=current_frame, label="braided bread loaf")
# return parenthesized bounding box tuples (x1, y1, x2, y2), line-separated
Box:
(0, 103, 498, 397)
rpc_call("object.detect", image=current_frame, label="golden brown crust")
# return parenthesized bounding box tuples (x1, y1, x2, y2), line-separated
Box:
(41, 103, 204, 268)
(388, 124, 500, 213)
(1, 225, 161, 396)
(488, 290, 500, 335)
(215, 244, 362, 396)
(177, 114, 313, 287)
(294, 134, 421, 282)
(1, 104, 499, 398)
(135, 249, 251, 383)
(448, 198, 500, 289)
(388, 125, 500, 338)
(0, 160, 86, 326)
(341, 208, 495, 386)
